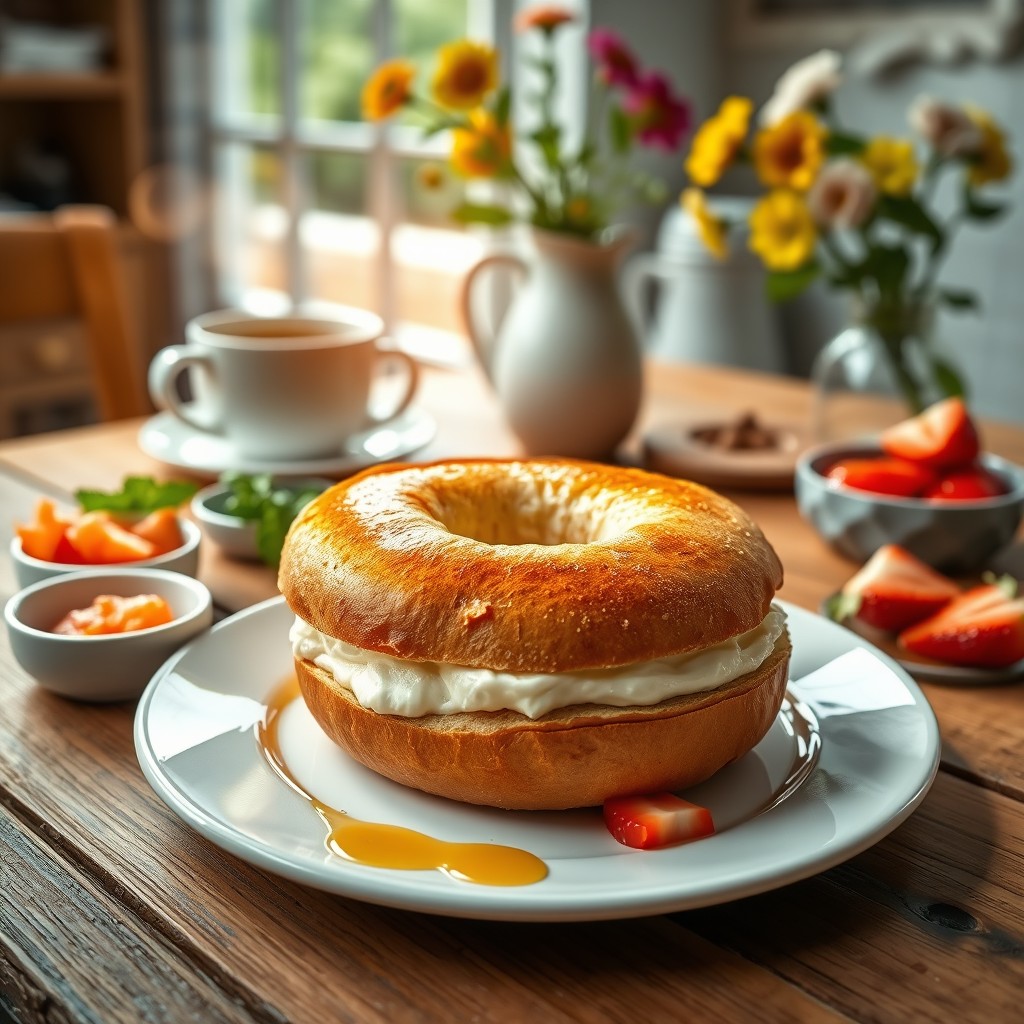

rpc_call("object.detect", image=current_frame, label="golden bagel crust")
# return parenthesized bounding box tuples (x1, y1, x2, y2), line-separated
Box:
(294, 630, 791, 810)
(279, 458, 783, 673)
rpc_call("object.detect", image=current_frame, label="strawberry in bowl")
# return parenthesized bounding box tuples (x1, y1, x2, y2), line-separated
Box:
(796, 400, 1024, 573)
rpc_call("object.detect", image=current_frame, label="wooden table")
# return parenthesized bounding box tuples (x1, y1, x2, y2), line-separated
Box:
(2, 361, 1023, 1024)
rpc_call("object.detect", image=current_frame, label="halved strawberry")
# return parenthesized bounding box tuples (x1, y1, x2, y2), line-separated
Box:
(899, 577, 1024, 668)
(603, 793, 715, 850)
(880, 397, 980, 470)
(826, 457, 935, 498)
(827, 544, 959, 632)
(923, 465, 1007, 502)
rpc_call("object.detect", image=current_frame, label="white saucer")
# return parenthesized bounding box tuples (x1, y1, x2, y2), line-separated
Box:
(138, 408, 436, 477)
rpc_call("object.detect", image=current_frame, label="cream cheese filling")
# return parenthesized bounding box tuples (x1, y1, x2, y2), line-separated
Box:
(289, 605, 787, 721)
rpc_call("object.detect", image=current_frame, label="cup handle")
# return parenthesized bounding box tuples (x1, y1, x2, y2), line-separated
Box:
(368, 343, 420, 426)
(147, 345, 221, 433)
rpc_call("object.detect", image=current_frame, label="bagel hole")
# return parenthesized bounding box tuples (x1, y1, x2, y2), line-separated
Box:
(427, 472, 643, 546)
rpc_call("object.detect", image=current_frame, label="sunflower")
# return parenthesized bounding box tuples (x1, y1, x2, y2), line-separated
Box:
(681, 188, 728, 260)
(685, 96, 752, 188)
(748, 190, 817, 271)
(361, 59, 416, 121)
(861, 137, 918, 197)
(752, 111, 826, 191)
(432, 40, 499, 111)
(965, 108, 1012, 187)
(450, 109, 511, 178)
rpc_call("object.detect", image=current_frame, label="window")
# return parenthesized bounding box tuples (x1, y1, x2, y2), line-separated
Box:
(209, 0, 499, 358)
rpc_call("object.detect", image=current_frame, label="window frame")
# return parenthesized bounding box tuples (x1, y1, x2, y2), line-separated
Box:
(207, 0, 503, 324)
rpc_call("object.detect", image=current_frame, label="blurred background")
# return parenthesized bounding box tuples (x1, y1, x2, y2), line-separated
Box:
(0, 0, 1020, 437)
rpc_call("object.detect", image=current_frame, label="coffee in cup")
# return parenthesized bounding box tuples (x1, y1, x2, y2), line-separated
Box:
(148, 307, 419, 461)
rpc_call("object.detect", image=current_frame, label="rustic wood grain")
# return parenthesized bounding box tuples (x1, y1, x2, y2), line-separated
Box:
(3, 362, 1024, 1023)
(685, 771, 1024, 1024)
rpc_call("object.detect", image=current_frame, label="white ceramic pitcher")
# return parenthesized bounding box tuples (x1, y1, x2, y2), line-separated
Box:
(461, 228, 642, 458)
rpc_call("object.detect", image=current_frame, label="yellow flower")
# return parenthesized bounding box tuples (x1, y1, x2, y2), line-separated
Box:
(450, 109, 511, 178)
(361, 59, 416, 121)
(566, 196, 593, 225)
(752, 111, 826, 191)
(748, 190, 817, 271)
(432, 40, 498, 111)
(416, 162, 447, 191)
(685, 96, 753, 187)
(861, 137, 918, 196)
(965, 107, 1012, 187)
(681, 188, 728, 260)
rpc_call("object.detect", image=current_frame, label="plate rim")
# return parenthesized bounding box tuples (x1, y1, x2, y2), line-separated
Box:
(134, 597, 940, 922)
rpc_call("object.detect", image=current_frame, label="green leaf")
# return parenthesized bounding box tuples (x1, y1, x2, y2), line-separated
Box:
(608, 106, 632, 155)
(765, 262, 820, 303)
(450, 202, 515, 226)
(824, 591, 862, 623)
(981, 572, 1018, 598)
(220, 474, 327, 567)
(865, 244, 910, 293)
(75, 476, 198, 514)
(930, 356, 966, 400)
(494, 87, 511, 127)
(531, 124, 561, 168)
(825, 132, 866, 156)
(419, 115, 467, 140)
(877, 196, 943, 247)
(963, 189, 1007, 221)
(939, 288, 979, 311)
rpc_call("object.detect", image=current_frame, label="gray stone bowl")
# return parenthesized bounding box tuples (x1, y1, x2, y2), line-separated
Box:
(794, 443, 1024, 572)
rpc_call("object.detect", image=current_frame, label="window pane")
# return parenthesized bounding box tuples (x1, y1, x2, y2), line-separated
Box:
(214, 0, 280, 121)
(393, 0, 470, 63)
(392, 159, 483, 340)
(214, 144, 288, 308)
(302, 151, 381, 312)
(392, 0, 470, 126)
(300, 0, 375, 123)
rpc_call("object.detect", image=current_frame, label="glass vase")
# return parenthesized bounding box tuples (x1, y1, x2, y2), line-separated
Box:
(810, 300, 956, 443)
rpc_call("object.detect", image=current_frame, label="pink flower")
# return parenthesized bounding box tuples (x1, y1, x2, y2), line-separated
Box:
(625, 72, 692, 151)
(588, 29, 639, 88)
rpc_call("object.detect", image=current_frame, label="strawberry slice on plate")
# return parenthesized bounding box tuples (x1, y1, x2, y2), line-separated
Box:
(603, 794, 716, 850)
(827, 544, 959, 632)
(899, 577, 1024, 668)
(825, 457, 935, 497)
(880, 397, 980, 470)
(923, 464, 1007, 501)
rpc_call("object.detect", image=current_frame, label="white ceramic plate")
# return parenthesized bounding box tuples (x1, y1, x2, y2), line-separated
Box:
(138, 408, 436, 477)
(134, 598, 939, 922)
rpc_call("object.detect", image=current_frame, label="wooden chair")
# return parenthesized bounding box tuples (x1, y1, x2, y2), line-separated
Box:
(0, 205, 150, 436)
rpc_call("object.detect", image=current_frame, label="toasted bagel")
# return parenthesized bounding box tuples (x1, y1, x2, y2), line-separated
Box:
(279, 458, 784, 674)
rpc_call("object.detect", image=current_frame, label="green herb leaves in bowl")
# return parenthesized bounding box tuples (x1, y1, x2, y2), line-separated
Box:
(76, 476, 199, 514)
(212, 474, 329, 567)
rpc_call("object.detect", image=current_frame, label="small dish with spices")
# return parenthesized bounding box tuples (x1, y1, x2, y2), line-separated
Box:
(4, 568, 213, 702)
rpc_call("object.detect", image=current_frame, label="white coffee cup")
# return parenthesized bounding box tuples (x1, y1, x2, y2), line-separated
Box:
(148, 308, 420, 461)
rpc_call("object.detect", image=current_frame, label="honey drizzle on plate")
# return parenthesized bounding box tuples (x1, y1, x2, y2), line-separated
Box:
(256, 677, 548, 887)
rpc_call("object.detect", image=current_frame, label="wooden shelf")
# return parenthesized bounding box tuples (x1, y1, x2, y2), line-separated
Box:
(0, 72, 124, 100)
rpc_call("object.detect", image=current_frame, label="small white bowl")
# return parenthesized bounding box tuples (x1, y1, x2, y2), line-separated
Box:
(191, 478, 333, 560)
(4, 568, 213, 702)
(10, 516, 202, 589)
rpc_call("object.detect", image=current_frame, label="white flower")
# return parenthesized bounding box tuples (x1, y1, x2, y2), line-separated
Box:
(908, 95, 983, 157)
(759, 50, 842, 127)
(808, 159, 877, 229)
